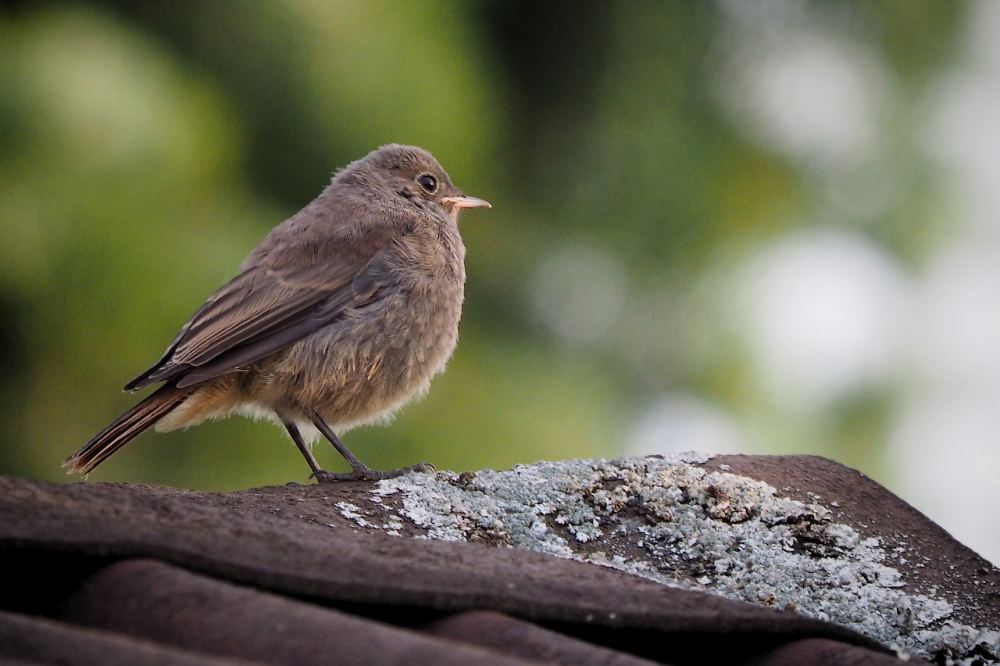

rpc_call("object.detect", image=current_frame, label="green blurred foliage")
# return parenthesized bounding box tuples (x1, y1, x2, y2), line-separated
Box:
(0, 1, 967, 490)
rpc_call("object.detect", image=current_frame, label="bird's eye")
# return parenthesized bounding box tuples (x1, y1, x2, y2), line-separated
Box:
(416, 174, 437, 193)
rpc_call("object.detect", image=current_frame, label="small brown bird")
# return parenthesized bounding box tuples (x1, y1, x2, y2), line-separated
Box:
(65, 144, 489, 482)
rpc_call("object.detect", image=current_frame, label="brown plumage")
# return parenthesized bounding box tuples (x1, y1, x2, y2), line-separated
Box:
(65, 144, 490, 482)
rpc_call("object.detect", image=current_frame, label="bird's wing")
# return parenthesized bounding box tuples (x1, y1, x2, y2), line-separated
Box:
(125, 246, 395, 392)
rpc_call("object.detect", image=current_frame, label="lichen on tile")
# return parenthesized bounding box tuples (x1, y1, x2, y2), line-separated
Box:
(348, 455, 999, 664)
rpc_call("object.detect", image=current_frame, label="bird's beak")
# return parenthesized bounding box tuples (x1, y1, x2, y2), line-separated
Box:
(441, 195, 491, 210)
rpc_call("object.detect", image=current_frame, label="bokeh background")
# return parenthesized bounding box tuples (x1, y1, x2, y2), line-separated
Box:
(2, 1, 999, 564)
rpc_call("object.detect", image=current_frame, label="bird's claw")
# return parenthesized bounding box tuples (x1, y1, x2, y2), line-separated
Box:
(309, 462, 435, 484)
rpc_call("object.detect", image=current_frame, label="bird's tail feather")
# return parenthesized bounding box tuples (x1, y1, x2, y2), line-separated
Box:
(64, 383, 195, 475)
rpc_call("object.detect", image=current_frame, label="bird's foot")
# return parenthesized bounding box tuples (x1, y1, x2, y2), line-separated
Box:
(309, 469, 357, 483)
(309, 462, 435, 484)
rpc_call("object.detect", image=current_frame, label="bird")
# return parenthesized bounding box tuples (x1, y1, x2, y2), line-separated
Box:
(65, 144, 490, 483)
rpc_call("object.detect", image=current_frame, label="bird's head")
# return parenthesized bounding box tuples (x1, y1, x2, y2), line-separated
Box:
(349, 144, 490, 220)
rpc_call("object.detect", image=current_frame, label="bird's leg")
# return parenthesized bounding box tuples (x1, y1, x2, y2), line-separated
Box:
(305, 410, 434, 482)
(283, 420, 329, 479)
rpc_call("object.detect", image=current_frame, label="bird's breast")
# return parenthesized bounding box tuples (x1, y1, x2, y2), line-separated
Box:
(249, 223, 467, 428)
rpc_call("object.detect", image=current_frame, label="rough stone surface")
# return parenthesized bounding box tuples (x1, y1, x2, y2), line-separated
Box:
(2, 454, 997, 665)
(0, 469, 901, 666)
(322, 455, 1000, 665)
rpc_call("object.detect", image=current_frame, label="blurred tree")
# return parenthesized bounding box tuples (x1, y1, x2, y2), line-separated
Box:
(0, 0, 969, 492)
